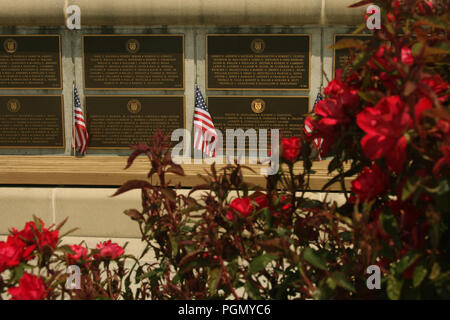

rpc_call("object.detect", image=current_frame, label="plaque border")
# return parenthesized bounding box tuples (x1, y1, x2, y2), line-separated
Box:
(333, 33, 373, 78)
(0, 34, 63, 90)
(0, 94, 65, 149)
(82, 34, 185, 91)
(206, 34, 311, 91)
(206, 95, 310, 152)
(85, 95, 186, 150)
(206, 94, 310, 117)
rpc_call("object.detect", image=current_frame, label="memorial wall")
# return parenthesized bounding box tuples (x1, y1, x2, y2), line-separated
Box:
(0, 0, 366, 239)
(0, 26, 371, 155)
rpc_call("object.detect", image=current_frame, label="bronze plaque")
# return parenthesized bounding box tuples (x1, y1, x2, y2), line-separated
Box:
(86, 96, 185, 148)
(207, 34, 310, 90)
(0, 95, 64, 148)
(333, 34, 372, 77)
(0, 35, 62, 89)
(83, 35, 184, 90)
(207, 96, 309, 148)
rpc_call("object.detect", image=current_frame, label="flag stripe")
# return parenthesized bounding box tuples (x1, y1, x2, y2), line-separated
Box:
(193, 85, 217, 157)
(73, 85, 88, 155)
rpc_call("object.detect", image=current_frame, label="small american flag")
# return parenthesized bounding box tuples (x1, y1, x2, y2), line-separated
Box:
(72, 84, 88, 155)
(305, 92, 323, 160)
(193, 85, 217, 157)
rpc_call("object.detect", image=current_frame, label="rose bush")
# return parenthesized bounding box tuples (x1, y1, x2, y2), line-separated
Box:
(0, 0, 448, 300)
(0, 217, 130, 300)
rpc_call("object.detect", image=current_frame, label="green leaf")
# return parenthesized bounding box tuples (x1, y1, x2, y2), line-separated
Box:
(331, 272, 356, 292)
(169, 234, 178, 259)
(351, 51, 372, 73)
(326, 277, 337, 290)
(57, 245, 76, 255)
(413, 264, 428, 288)
(227, 259, 239, 279)
(429, 262, 441, 281)
(397, 252, 420, 274)
(412, 42, 425, 55)
(208, 268, 221, 296)
(249, 253, 277, 274)
(435, 190, 450, 213)
(387, 276, 403, 300)
(172, 273, 181, 285)
(357, 91, 378, 104)
(380, 209, 400, 246)
(401, 176, 422, 201)
(339, 231, 352, 242)
(303, 247, 327, 271)
(59, 227, 80, 238)
(424, 179, 449, 195)
(11, 263, 27, 283)
(260, 207, 272, 229)
(244, 280, 261, 299)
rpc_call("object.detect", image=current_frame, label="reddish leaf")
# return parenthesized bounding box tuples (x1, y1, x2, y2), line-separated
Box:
(167, 164, 185, 176)
(124, 209, 142, 220)
(161, 188, 177, 202)
(349, 0, 374, 8)
(125, 143, 151, 169)
(112, 180, 152, 197)
(331, 39, 366, 50)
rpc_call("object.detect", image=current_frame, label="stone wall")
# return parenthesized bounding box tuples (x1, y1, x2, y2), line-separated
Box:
(0, 24, 357, 156)
(0, 0, 365, 239)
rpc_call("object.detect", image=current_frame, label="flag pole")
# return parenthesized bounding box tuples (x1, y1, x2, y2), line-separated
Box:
(72, 82, 76, 158)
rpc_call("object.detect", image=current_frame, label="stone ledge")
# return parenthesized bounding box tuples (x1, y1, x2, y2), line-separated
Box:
(0, 187, 347, 237)
(0, 0, 365, 26)
(0, 155, 352, 190)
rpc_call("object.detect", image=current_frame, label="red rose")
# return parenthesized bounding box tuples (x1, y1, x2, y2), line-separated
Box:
(356, 96, 412, 173)
(38, 229, 59, 250)
(315, 99, 350, 126)
(12, 221, 40, 243)
(0, 236, 35, 272)
(324, 78, 345, 96)
(370, 44, 394, 72)
(337, 89, 360, 115)
(281, 137, 301, 163)
(422, 75, 449, 104)
(351, 163, 389, 202)
(12, 220, 59, 251)
(414, 97, 433, 122)
(279, 196, 292, 212)
(401, 47, 414, 66)
(417, 0, 434, 15)
(225, 210, 235, 221)
(271, 196, 292, 223)
(67, 244, 89, 267)
(254, 194, 268, 208)
(8, 273, 47, 300)
(226, 197, 254, 220)
(0, 238, 22, 273)
(94, 240, 124, 260)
